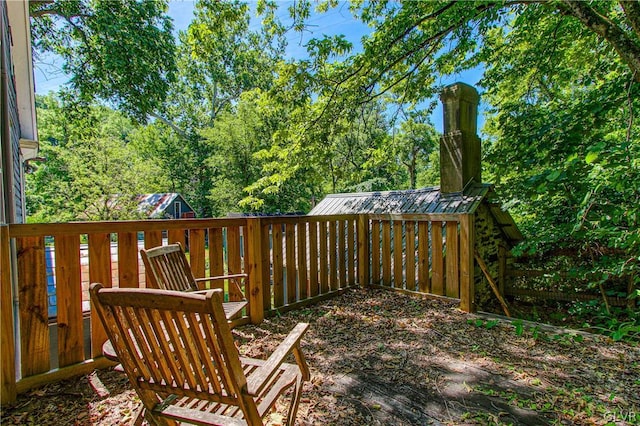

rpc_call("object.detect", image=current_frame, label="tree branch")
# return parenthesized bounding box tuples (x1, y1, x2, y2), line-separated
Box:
(148, 112, 189, 139)
(620, 0, 640, 39)
(560, 0, 640, 81)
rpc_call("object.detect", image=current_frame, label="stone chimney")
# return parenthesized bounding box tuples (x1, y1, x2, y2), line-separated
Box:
(439, 82, 481, 194)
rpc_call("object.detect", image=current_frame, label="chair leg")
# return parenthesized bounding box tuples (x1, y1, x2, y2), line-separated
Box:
(285, 375, 304, 426)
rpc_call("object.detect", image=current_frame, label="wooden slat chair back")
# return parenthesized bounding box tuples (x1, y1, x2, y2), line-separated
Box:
(90, 283, 310, 426)
(141, 243, 247, 319)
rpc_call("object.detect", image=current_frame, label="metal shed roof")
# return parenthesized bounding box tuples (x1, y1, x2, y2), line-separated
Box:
(308, 182, 523, 245)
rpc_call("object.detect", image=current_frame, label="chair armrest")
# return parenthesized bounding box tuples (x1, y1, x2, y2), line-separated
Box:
(195, 274, 247, 299)
(245, 323, 309, 396)
(195, 273, 247, 282)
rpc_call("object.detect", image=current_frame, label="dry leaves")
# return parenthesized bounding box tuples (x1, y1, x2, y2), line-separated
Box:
(2, 288, 639, 425)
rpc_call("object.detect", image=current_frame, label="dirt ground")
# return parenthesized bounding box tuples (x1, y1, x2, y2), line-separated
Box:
(2, 288, 639, 425)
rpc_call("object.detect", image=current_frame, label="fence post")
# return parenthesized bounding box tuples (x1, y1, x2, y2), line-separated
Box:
(1, 225, 17, 404)
(357, 215, 370, 288)
(459, 214, 476, 312)
(246, 218, 265, 324)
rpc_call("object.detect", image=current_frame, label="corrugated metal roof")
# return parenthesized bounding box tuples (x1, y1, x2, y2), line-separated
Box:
(308, 182, 523, 245)
(309, 183, 490, 215)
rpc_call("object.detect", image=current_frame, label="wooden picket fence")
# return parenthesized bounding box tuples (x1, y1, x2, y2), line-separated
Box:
(0, 213, 475, 404)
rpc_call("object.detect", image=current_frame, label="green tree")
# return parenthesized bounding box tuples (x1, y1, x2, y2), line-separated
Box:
(142, 0, 285, 216)
(391, 111, 439, 189)
(30, 0, 176, 120)
(26, 95, 167, 222)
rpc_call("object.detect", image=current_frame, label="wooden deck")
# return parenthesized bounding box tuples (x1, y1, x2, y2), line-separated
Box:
(2, 288, 638, 425)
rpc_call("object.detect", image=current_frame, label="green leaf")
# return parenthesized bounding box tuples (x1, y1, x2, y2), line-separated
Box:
(585, 151, 599, 164)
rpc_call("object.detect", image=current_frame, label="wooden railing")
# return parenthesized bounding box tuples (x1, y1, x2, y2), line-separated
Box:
(1, 213, 475, 404)
(364, 214, 474, 308)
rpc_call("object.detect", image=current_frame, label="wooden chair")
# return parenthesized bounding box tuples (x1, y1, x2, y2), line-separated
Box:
(90, 283, 310, 426)
(140, 242, 248, 320)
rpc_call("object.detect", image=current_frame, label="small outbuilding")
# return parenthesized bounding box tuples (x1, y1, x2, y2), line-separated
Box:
(137, 193, 196, 219)
(309, 83, 523, 310)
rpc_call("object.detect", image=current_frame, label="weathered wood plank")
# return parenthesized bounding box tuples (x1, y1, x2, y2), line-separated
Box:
(117, 232, 138, 288)
(297, 223, 308, 300)
(406, 221, 416, 291)
(445, 222, 459, 298)
(328, 221, 338, 291)
(319, 222, 329, 294)
(347, 219, 355, 286)
(16, 236, 50, 376)
(88, 233, 111, 357)
(144, 230, 163, 287)
(460, 216, 475, 313)
(393, 221, 404, 289)
(168, 229, 186, 247)
(417, 222, 430, 293)
(226, 226, 242, 275)
(357, 216, 370, 287)
(1, 226, 16, 404)
(381, 221, 391, 286)
(338, 220, 346, 288)
(208, 228, 224, 285)
(371, 221, 381, 285)
(272, 225, 284, 308)
(10, 218, 248, 238)
(54, 235, 84, 367)
(431, 223, 444, 295)
(285, 224, 297, 304)
(227, 226, 243, 301)
(308, 221, 319, 297)
(246, 218, 265, 324)
(189, 229, 206, 279)
(260, 223, 272, 311)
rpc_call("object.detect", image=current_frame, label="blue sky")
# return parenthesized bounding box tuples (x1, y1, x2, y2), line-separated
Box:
(33, 1, 484, 132)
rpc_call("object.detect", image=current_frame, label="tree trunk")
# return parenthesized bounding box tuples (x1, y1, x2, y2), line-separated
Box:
(560, 0, 640, 81)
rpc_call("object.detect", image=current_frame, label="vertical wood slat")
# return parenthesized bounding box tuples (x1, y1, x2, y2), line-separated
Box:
(285, 224, 296, 304)
(1, 226, 17, 404)
(328, 221, 337, 291)
(168, 229, 185, 247)
(226, 226, 242, 275)
(445, 221, 460, 298)
(406, 222, 416, 291)
(226, 226, 242, 301)
(308, 222, 319, 297)
(208, 228, 224, 284)
(189, 229, 206, 279)
(319, 222, 329, 294)
(417, 222, 430, 293)
(371, 221, 381, 284)
(393, 221, 404, 289)
(381, 221, 391, 286)
(246, 218, 265, 324)
(431, 222, 444, 295)
(347, 218, 355, 286)
(55, 235, 84, 367)
(261, 223, 272, 311)
(117, 232, 139, 288)
(16, 236, 50, 377)
(272, 225, 284, 308)
(357, 216, 370, 287)
(338, 220, 346, 288)
(144, 230, 163, 287)
(459, 215, 475, 312)
(296, 222, 308, 301)
(88, 233, 112, 358)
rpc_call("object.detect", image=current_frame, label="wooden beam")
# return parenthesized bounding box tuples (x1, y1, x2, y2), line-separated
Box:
(246, 218, 265, 324)
(0, 225, 16, 404)
(459, 215, 475, 313)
